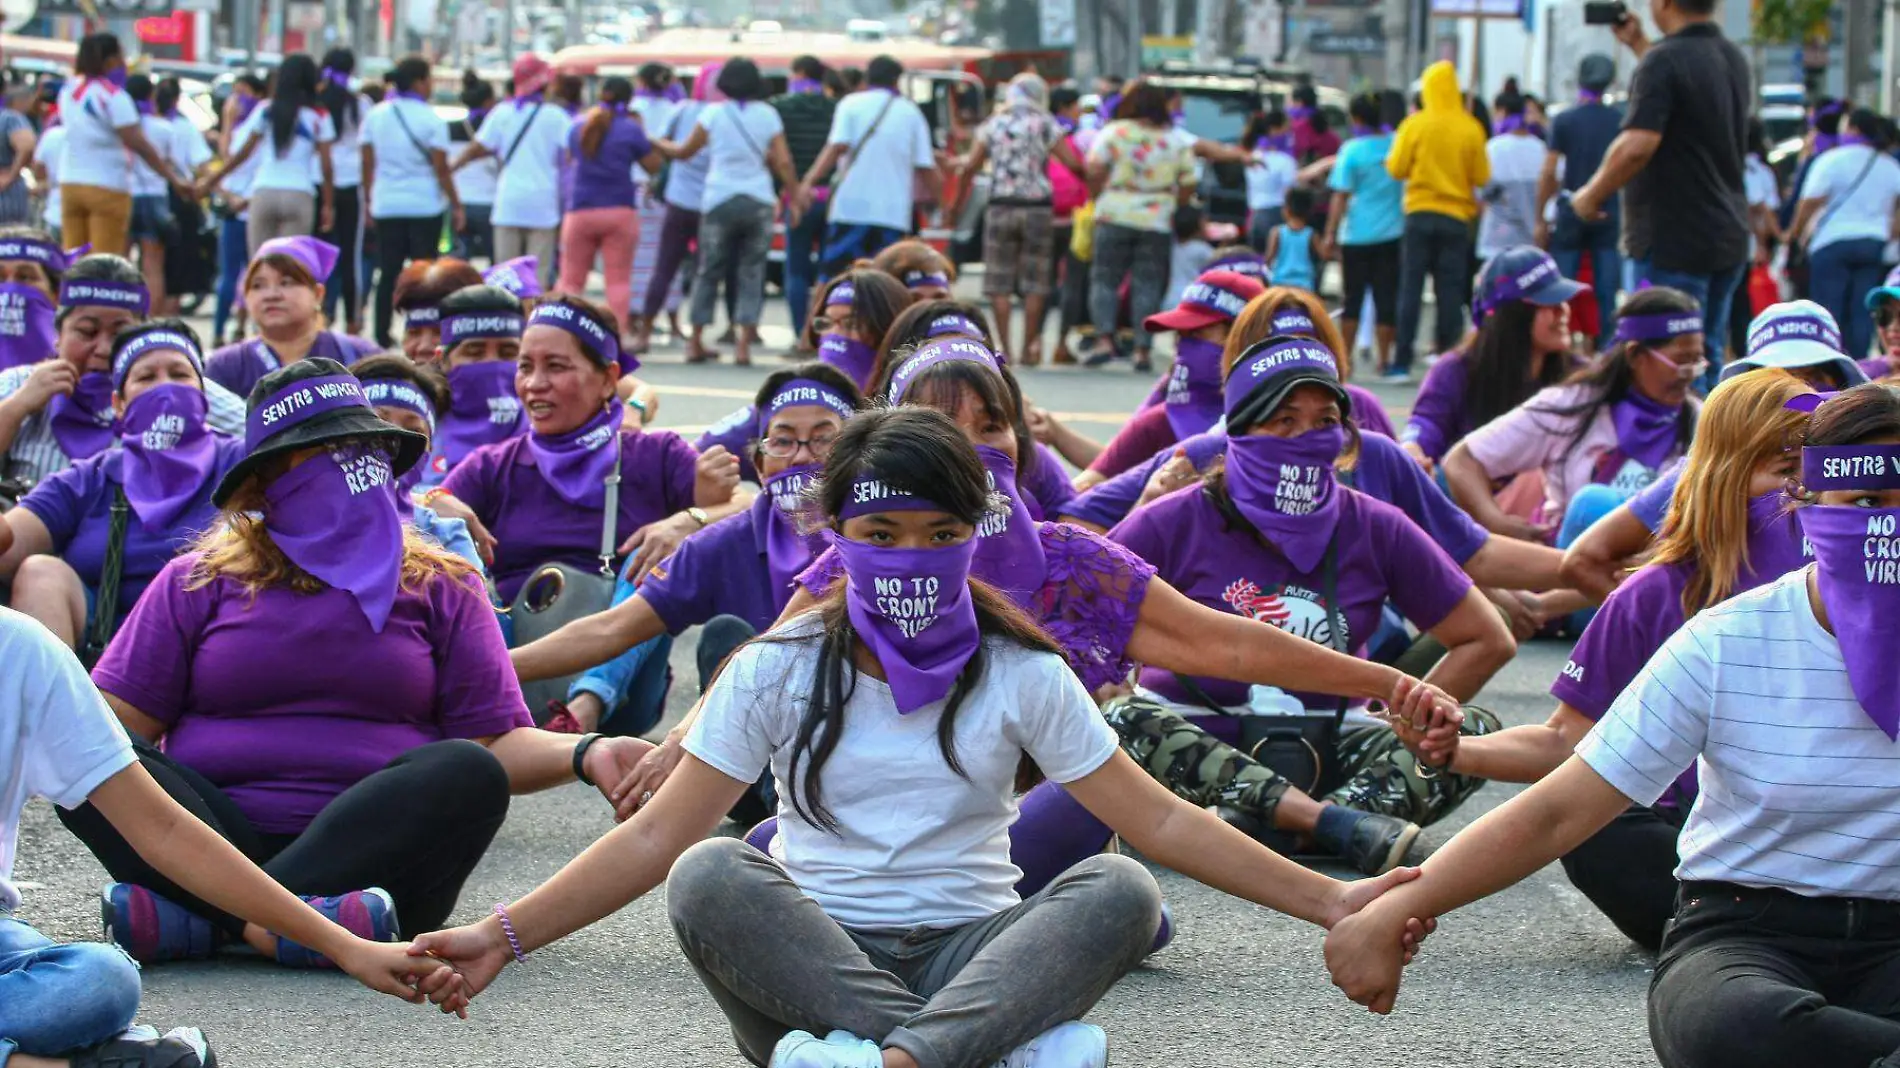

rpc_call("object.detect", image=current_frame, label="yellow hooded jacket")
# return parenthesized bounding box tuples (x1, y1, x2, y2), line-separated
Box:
(1386, 61, 1491, 222)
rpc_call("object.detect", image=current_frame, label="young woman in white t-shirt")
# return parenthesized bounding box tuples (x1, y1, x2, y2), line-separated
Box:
(58, 32, 191, 257)
(206, 54, 336, 256)
(411, 406, 1435, 1067)
(314, 48, 374, 335)
(1327, 382, 1900, 1068)
(1792, 106, 1900, 361)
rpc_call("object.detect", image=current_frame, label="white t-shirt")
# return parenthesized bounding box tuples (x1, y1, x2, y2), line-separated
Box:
(684, 615, 1119, 930)
(1579, 570, 1900, 900)
(661, 100, 711, 212)
(0, 608, 136, 913)
(631, 96, 683, 192)
(1803, 143, 1900, 253)
(1477, 133, 1548, 259)
(235, 105, 336, 195)
(476, 97, 573, 229)
(1744, 154, 1779, 259)
(1245, 149, 1297, 211)
(129, 114, 176, 198)
(317, 94, 372, 189)
(363, 97, 450, 219)
(168, 115, 213, 179)
(695, 101, 783, 212)
(825, 89, 934, 231)
(57, 78, 137, 193)
(36, 126, 65, 228)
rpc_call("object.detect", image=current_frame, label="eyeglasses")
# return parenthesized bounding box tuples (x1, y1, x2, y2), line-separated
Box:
(761, 432, 838, 459)
(812, 314, 856, 335)
(1645, 346, 1708, 381)
(1877, 305, 1900, 329)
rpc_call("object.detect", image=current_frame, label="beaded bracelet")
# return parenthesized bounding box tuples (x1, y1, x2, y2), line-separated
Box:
(494, 903, 527, 963)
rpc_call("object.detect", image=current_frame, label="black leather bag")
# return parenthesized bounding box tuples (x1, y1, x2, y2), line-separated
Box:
(506, 445, 621, 722)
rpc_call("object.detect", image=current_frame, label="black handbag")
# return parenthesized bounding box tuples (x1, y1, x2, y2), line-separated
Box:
(78, 488, 132, 668)
(507, 443, 622, 721)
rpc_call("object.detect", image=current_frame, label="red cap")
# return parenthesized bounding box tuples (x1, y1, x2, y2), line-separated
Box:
(1144, 270, 1266, 334)
(512, 54, 554, 97)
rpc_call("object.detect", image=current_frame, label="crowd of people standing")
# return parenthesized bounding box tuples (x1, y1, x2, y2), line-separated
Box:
(0, 3, 1896, 1067)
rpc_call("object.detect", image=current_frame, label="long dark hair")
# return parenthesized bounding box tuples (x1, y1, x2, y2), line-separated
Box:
(798, 268, 912, 361)
(75, 32, 121, 78)
(268, 54, 321, 156)
(1461, 301, 1571, 431)
(871, 301, 1040, 487)
(1803, 382, 1900, 456)
(758, 407, 1059, 832)
(580, 76, 633, 159)
(1537, 286, 1702, 462)
(318, 48, 359, 134)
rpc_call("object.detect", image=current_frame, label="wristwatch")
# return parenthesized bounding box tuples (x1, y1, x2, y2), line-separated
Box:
(687, 506, 710, 528)
(572, 732, 604, 785)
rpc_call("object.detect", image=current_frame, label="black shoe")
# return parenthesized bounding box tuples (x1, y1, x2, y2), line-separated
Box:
(1215, 806, 1302, 855)
(1333, 812, 1420, 876)
(73, 1027, 216, 1068)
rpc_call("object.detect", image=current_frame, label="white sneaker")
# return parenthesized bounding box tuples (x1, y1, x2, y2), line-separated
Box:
(769, 1029, 884, 1068)
(992, 1021, 1108, 1068)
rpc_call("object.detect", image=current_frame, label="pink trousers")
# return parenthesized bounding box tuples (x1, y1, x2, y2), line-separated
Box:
(559, 206, 638, 329)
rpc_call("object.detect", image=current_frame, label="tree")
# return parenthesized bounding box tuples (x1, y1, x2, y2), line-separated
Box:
(1753, 0, 1832, 44)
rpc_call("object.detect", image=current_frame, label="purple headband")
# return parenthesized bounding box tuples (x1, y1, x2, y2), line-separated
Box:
(442, 311, 525, 348)
(837, 474, 943, 519)
(1206, 253, 1267, 278)
(1224, 338, 1340, 415)
(59, 279, 150, 316)
(362, 379, 437, 432)
(404, 305, 442, 328)
(253, 235, 340, 282)
(1803, 445, 1900, 490)
(1269, 309, 1319, 338)
(246, 374, 370, 452)
(0, 237, 86, 273)
(903, 270, 950, 291)
(1613, 312, 1703, 345)
(888, 337, 1000, 402)
(925, 313, 984, 339)
(111, 329, 202, 390)
(320, 67, 351, 89)
(527, 301, 622, 370)
(1177, 281, 1251, 320)
(760, 378, 856, 433)
(1785, 391, 1838, 414)
(825, 282, 856, 308)
(1748, 313, 1843, 359)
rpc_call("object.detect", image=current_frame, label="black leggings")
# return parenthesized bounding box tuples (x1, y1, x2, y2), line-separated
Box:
(318, 185, 364, 327)
(58, 738, 510, 940)
(1560, 802, 1685, 952)
(372, 214, 444, 347)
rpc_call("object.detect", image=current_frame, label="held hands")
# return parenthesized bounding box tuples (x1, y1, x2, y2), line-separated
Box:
(334, 937, 472, 1019)
(608, 728, 687, 821)
(1382, 674, 1463, 771)
(1324, 898, 1419, 1014)
(582, 735, 657, 806)
(408, 916, 514, 1015)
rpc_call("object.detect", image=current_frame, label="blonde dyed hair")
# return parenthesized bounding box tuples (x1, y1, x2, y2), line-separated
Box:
(1650, 368, 1812, 617)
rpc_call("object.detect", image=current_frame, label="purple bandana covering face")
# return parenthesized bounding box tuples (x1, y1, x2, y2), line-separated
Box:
(1801, 502, 1900, 738)
(484, 257, 544, 299)
(110, 329, 202, 391)
(1746, 490, 1811, 581)
(763, 463, 824, 602)
(818, 332, 879, 390)
(1223, 339, 1340, 416)
(828, 530, 982, 714)
(527, 400, 623, 506)
(48, 372, 118, 459)
(1613, 312, 1703, 345)
(0, 284, 56, 373)
(245, 375, 370, 452)
(442, 312, 525, 348)
(1164, 337, 1226, 439)
(888, 337, 999, 401)
(971, 446, 1049, 608)
(118, 384, 217, 529)
(925, 313, 985, 340)
(1610, 392, 1685, 470)
(759, 379, 856, 435)
(1224, 427, 1346, 572)
(264, 442, 407, 633)
(527, 301, 622, 371)
(59, 279, 150, 317)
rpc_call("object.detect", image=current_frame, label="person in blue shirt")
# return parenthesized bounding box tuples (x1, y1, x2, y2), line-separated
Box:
(1538, 54, 1625, 348)
(1324, 92, 1406, 375)
(1264, 186, 1319, 294)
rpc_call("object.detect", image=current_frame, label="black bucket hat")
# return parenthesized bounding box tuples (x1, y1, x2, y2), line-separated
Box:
(213, 357, 428, 507)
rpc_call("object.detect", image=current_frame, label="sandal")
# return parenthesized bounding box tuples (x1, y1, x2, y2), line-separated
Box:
(1019, 337, 1044, 368)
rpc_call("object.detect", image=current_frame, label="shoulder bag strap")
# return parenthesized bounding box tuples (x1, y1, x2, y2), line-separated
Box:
(388, 102, 435, 164)
(828, 94, 898, 217)
(598, 437, 623, 577)
(1319, 531, 1348, 726)
(81, 487, 132, 667)
(1814, 148, 1884, 238)
(724, 105, 768, 165)
(501, 101, 547, 168)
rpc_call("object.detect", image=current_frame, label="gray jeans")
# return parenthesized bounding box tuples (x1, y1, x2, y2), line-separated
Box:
(692, 196, 775, 327)
(493, 226, 558, 288)
(667, 838, 1161, 1068)
(1088, 221, 1172, 353)
(247, 188, 317, 256)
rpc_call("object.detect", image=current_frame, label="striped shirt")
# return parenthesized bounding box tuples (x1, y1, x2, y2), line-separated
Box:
(0, 366, 246, 488)
(1578, 569, 1900, 901)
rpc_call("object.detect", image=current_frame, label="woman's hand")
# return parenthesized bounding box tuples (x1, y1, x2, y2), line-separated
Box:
(1323, 900, 1416, 1014)
(409, 917, 513, 1010)
(1024, 404, 1062, 445)
(426, 492, 498, 565)
(10, 359, 76, 415)
(1382, 681, 1464, 771)
(1488, 513, 1558, 544)
(618, 511, 699, 582)
(1399, 440, 1435, 474)
(695, 444, 742, 503)
(319, 200, 335, 233)
(1483, 586, 1545, 641)
(582, 735, 657, 805)
(609, 729, 687, 821)
(1138, 449, 1202, 507)
(334, 938, 469, 1016)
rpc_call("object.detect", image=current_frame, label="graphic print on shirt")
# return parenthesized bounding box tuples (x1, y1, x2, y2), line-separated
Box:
(1591, 450, 1658, 498)
(1221, 578, 1345, 648)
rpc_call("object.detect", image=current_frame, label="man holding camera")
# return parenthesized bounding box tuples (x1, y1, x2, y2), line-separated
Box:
(1568, 0, 1750, 386)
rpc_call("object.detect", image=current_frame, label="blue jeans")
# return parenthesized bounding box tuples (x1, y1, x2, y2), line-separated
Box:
(1809, 238, 1889, 361)
(1550, 228, 1622, 343)
(211, 214, 249, 341)
(783, 203, 826, 336)
(1631, 258, 1744, 392)
(567, 559, 675, 737)
(0, 917, 142, 1064)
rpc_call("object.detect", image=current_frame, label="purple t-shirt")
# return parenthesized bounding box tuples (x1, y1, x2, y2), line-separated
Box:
(1628, 458, 1686, 532)
(1861, 355, 1895, 381)
(639, 493, 792, 633)
(1344, 384, 1396, 440)
(567, 113, 654, 212)
(1110, 485, 1472, 708)
(1403, 352, 1469, 462)
(1020, 442, 1077, 522)
(204, 333, 383, 401)
(443, 429, 700, 602)
(693, 406, 761, 486)
(92, 555, 532, 833)
(1061, 430, 1489, 564)
(17, 437, 246, 616)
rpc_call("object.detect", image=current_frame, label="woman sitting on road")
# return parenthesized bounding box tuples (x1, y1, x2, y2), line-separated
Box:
(202, 237, 380, 400)
(871, 238, 958, 302)
(59, 357, 653, 973)
(0, 322, 243, 650)
(350, 353, 485, 569)
(426, 283, 528, 483)
(412, 406, 1435, 1068)
(390, 257, 484, 365)
(0, 226, 66, 375)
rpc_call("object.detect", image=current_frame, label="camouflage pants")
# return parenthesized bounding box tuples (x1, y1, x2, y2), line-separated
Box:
(1102, 696, 1500, 827)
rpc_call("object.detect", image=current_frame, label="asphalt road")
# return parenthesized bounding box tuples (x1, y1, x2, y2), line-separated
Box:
(11, 298, 1657, 1067)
